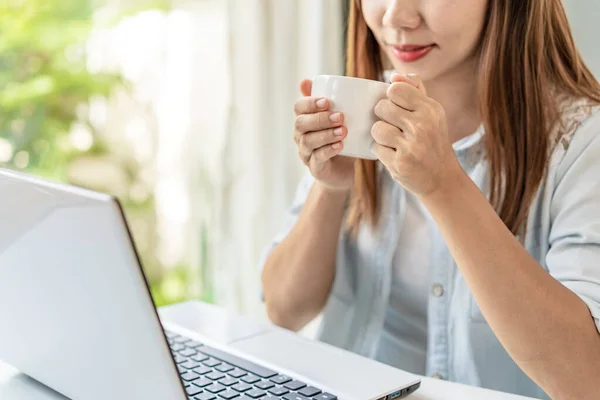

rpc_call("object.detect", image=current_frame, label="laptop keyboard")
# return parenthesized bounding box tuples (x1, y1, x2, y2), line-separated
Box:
(165, 330, 338, 400)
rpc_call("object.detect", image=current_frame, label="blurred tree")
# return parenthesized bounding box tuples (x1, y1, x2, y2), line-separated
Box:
(0, 0, 120, 178)
(0, 0, 198, 307)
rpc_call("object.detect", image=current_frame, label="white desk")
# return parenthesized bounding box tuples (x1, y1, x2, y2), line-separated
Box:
(0, 302, 537, 400)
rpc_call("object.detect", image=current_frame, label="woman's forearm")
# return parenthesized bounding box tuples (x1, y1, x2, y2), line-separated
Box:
(262, 182, 349, 331)
(421, 172, 600, 400)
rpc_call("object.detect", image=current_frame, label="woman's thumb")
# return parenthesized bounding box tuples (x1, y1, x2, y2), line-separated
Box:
(390, 73, 427, 96)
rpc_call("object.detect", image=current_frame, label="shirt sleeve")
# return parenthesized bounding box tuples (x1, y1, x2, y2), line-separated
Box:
(257, 173, 315, 299)
(546, 116, 600, 333)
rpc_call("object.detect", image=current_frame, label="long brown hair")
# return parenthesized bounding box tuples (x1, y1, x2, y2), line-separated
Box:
(345, 0, 600, 235)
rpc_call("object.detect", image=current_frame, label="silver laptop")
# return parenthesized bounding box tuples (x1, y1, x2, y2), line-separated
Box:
(0, 168, 420, 400)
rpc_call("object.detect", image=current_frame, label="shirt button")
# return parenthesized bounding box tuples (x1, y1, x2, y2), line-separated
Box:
(431, 283, 444, 297)
(431, 372, 444, 380)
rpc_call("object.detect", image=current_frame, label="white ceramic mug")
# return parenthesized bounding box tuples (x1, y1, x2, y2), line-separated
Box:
(311, 75, 390, 160)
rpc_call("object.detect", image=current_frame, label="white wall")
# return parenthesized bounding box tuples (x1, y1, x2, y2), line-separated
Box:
(564, 1, 600, 78)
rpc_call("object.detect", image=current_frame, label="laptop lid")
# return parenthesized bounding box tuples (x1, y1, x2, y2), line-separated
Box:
(0, 169, 186, 400)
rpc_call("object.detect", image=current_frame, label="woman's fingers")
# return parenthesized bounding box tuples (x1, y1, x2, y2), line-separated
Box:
(371, 120, 402, 149)
(294, 96, 329, 115)
(374, 99, 416, 136)
(299, 126, 347, 153)
(386, 81, 422, 112)
(390, 73, 427, 96)
(295, 78, 345, 169)
(310, 141, 344, 166)
(298, 127, 347, 165)
(294, 111, 344, 136)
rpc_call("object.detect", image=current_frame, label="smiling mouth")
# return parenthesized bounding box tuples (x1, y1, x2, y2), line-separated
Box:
(388, 43, 436, 63)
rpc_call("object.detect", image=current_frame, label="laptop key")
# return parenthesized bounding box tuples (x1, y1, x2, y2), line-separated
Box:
(232, 382, 252, 392)
(192, 353, 210, 362)
(195, 393, 217, 400)
(206, 371, 226, 381)
(313, 393, 337, 400)
(255, 380, 274, 390)
(284, 381, 306, 391)
(241, 375, 260, 384)
(204, 358, 222, 368)
(219, 377, 238, 387)
(199, 346, 278, 379)
(192, 377, 213, 388)
(182, 372, 201, 382)
(268, 386, 289, 396)
(193, 365, 212, 375)
(174, 354, 188, 364)
(174, 336, 190, 343)
(206, 383, 227, 393)
(171, 343, 186, 352)
(187, 386, 203, 396)
(270, 375, 292, 385)
(245, 389, 266, 398)
(298, 387, 321, 397)
(219, 389, 241, 400)
(180, 348, 197, 357)
(216, 363, 235, 373)
(283, 394, 310, 400)
(228, 369, 247, 378)
(182, 360, 202, 370)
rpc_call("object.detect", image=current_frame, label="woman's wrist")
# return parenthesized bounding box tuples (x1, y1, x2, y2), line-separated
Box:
(419, 165, 472, 209)
(315, 180, 351, 195)
(314, 181, 351, 204)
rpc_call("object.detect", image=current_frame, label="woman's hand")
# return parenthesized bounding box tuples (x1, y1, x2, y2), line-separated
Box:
(294, 79, 355, 192)
(371, 73, 463, 198)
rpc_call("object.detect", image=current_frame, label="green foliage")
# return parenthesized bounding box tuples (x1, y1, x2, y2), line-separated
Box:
(0, 0, 121, 178)
(150, 264, 214, 308)
(0, 0, 208, 308)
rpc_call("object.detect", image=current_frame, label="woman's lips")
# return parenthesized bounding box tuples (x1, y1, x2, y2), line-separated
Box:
(390, 44, 435, 62)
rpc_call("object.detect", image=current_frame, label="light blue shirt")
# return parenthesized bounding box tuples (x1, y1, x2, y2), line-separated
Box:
(260, 98, 600, 399)
(375, 189, 431, 375)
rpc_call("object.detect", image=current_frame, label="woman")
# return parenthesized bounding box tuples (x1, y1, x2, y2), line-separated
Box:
(261, 1, 600, 399)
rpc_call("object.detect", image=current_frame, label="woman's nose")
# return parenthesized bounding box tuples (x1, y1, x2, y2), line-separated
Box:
(382, 0, 422, 30)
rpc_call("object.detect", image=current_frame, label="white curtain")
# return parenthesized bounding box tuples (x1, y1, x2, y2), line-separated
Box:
(206, 0, 345, 319)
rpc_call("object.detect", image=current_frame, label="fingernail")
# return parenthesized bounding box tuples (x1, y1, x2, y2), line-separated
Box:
(329, 113, 341, 123)
(332, 142, 341, 149)
(316, 98, 327, 109)
(333, 127, 344, 136)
